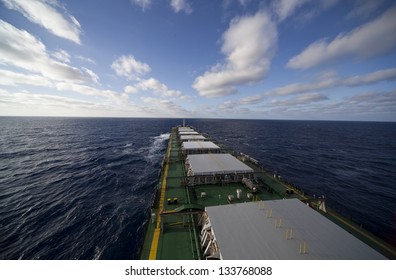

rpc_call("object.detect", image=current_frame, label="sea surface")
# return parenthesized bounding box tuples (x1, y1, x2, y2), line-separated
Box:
(0, 117, 395, 259)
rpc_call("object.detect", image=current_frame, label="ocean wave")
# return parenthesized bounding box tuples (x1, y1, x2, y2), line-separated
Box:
(145, 133, 169, 164)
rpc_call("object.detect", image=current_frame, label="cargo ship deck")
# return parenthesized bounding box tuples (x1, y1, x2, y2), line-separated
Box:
(139, 126, 396, 260)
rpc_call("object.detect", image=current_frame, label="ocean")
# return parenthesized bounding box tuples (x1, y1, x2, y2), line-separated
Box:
(0, 117, 395, 259)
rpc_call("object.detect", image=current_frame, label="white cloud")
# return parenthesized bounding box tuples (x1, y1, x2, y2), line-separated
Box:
(82, 67, 100, 84)
(237, 67, 396, 106)
(238, 94, 264, 105)
(0, 67, 116, 104)
(2, 0, 81, 44)
(138, 78, 182, 98)
(52, 49, 70, 63)
(124, 78, 183, 98)
(112, 56, 184, 98)
(124, 85, 139, 94)
(287, 6, 396, 69)
(0, 89, 148, 117)
(0, 69, 52, 87)
(0, 90, 93, 108)
(141, 97, 190, 117)
(238, 0, 252, 6)
(266, 78, 336, 97)
(0, 20, 86, 83)
(132, 0, 193, 14)
(0, 20, 136, 111)
(296, 90, 396, 120)
(296, 0, 339, 22)
(346, 0, 386, 19)
(76, 55, 96, 65)
(272, 0, 338, 22)
(213, 100, 253, 117)
(346, 90, 396, 110)
(170, 0, 192, 14)
(268, 68, 396, 97)
(55, 82, 119, 99)
(273, 0, 310, 22)
(342, 68, 396, 86)
(193, 11, 277, 97)
(131, 0, 152, 11)
(138, 78, 168, 92)
(111, 55, 151, 80)
(270, 93, 328, 107)
(218, 100, 236, 110)
(55, 82, 132, 107)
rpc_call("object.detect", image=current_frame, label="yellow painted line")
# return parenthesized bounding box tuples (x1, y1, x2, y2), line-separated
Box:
(148, 136, 172, 260)
(148, 229, 160, 259)
(156, 172, 168, 228)
(276, 177, 307, 200)
(329, 211, 395, 256)
(162, 209, 176, 214)
(209, 153, 224, 170)
(280, 175, 393, 257)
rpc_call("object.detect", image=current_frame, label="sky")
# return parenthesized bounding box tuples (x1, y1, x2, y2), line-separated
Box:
(0, 0, 396, 121)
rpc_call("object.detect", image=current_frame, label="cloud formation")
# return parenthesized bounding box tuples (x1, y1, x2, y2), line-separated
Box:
(0, 20, 85, 83)
(170, 0, 192, 14)
(297, 90, 396, 119)
(287, 6, 396, 69)
(270, 93, 328, 107)
(82, 67, 100, 84)
(238, 67, 396, 105)
(52, 49, 71, 63)
(193, 11, 277, 97)
(0, 89, 148, 117)
(238, 0, 252, 7)
(238, 94, 264, 105)
(0, 90, 94, 108)
(346, 0, 386, 19)
(273, 0, 310, 21)
(272, 0, 338, 22)
(131, 0, 152, 11)
(268, 68, 396, 97)
(124, 78, 183, 98)
(0, 69, 52, 87)
(141, 97, 190, 117)
(132, 0, 192, 14)
(342, 68, 396, 86)
(111, 55, 151, 80)
(76, 55, 96, 65)
(137, 78, 183, 97)
(55, 82, 128, 106)
(2, 0, 82, 44)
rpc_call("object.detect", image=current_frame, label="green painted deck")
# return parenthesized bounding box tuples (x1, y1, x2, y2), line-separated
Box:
(139, 126, 396, 260)
(139, 129, 201, 260)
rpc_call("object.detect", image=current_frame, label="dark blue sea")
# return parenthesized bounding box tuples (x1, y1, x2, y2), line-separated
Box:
(0, 117, 395, 259)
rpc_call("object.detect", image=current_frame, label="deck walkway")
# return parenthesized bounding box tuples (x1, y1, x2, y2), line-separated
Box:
(140, 128, 200, 259)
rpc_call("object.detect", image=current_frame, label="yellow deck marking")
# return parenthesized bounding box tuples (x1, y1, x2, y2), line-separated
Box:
(328, 210, 395, 256)
(209, 153, 224, 170)
(148, 228, 160, 259)
(148, 136, 172, 260)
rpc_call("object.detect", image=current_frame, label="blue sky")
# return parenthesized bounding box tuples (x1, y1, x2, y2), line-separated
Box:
(0, 0, 395, 121)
